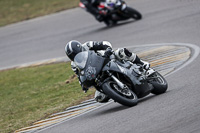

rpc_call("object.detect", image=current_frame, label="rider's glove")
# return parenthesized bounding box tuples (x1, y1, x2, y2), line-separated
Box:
(142, 60, 150, 70)
(104, 47, 113, 58)
(78, 77, 88, 93)
(82, 85, 88, 93)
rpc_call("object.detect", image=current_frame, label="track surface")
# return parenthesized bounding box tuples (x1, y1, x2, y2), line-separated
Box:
(1, 0, 200, 132)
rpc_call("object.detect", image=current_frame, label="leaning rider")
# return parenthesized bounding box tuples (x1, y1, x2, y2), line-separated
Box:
(65, 40, 150, 102)
(80, 0, 106, 21)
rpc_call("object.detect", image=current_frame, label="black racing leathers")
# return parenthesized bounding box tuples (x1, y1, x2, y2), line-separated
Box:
(80, 0, 102, 16)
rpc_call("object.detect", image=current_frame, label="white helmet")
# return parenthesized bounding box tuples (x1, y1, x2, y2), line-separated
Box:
(106, 0, 117, 4)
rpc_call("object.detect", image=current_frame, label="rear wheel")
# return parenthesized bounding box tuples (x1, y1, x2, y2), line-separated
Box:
(102, 81, 138, 107)
(148, 72, 168, 95)
(125, 7, 142, 20)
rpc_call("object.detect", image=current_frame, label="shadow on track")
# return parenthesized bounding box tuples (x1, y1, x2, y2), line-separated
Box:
(99, 104, 130, 114)
(85, 91, 170, 120)
(85, 104, 130, 119)
(139, 90, 171, 103)
(95, 20, 136, 32)
(86, 95, 154, 118)
(138, 95, 156, 103)
(74, 20, 136, 38)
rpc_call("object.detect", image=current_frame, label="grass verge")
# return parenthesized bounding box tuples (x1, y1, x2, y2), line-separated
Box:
(0, 0, 79, 27)
(0, 62, 95, 133)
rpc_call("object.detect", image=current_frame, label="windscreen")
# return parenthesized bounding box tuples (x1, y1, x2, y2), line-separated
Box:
(74, 51, 88, 70)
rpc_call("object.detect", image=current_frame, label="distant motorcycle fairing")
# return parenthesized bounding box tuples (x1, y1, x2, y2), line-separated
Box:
(74, 51, 168, 107)
(79, 0, 142, 26)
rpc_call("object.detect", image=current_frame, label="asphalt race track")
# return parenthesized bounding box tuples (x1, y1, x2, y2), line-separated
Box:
(1, 0, 200, 132)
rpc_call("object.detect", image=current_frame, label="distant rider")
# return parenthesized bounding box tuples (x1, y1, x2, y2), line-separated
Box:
(80, 0, 107, 21)
(65, 40, 150, 102)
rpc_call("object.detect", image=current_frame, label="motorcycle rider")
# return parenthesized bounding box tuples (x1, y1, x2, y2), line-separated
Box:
(65, 40, 150, 102)
(80, 0, 107, 22)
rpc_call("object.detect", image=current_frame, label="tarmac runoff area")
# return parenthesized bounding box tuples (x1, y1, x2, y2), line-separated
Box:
(14, 43, 199, 133)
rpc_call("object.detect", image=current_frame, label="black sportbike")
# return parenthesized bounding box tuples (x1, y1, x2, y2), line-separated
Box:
(80, 0, 142, 26)
(74, 51, 168, 107)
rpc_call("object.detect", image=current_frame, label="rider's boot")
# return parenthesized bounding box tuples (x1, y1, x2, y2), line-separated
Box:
(94, 90, 110, 103)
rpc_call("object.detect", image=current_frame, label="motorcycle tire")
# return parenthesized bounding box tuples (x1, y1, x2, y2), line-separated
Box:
(125, 7, 142, 20)
(104, 19, 117, 27)
(102, 81, 138, 107)
(149, 72, 168, 95)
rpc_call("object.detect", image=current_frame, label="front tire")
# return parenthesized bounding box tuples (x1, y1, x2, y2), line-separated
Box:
(102, 81, 138, 107)
(149, 72, 168, 95)
(104, 19, 117, 26)
(125, 7, 142, 20)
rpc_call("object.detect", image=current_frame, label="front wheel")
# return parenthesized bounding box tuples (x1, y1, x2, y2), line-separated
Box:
(102, 81, 138, 107)
(125, 7, 142, 20)
(104, 19, 117, 26)
(148, 72, 168, 95)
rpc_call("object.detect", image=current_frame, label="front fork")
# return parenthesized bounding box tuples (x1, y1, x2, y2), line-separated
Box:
(107, 71, 126, 89)
(106, 70, 133, 97)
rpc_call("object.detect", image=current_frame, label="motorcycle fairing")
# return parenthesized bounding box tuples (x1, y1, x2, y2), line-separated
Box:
(102, 61, 139, 84)
(75, 51, 105, 87)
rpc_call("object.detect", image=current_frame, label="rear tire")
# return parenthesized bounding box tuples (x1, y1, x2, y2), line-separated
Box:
(125, 7, 142, 20)
(149, 72, 168, 95)
(102, 81, 138, 107)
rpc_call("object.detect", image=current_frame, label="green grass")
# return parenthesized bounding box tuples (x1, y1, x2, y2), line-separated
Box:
(0, 62, 95, 133)
(0, 0, 79, 27)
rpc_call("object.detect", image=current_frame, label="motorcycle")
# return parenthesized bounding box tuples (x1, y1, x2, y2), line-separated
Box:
(74, 50, 168, 107)
(79, 0, 142, 26)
